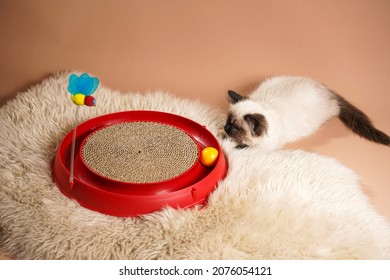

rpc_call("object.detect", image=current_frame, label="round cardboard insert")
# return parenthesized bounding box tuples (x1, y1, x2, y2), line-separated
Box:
(81, 121, 199, 183)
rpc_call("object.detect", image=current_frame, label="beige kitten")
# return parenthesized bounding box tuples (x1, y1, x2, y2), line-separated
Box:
(224, 76, 390, 149)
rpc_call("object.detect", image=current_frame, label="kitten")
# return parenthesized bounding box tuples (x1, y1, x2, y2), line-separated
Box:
(224, 76, 390, 150)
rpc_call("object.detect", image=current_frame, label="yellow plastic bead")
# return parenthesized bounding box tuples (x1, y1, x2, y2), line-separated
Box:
(71, 94, 85, 105)
(200, 147, 219, 167)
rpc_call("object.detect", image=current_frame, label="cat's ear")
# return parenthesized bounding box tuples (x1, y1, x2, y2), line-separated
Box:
(244, 114, 267, 136)
(228, 90, 246, 104)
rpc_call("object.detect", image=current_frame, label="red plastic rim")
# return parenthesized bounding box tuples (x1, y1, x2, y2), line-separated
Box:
(52, 110, 227, 217)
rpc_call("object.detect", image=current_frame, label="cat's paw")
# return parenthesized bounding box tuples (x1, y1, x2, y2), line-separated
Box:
(235, 144, 249, 149)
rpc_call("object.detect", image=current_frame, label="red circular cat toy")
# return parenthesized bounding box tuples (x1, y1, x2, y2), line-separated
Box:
(53, 110, 227, 217)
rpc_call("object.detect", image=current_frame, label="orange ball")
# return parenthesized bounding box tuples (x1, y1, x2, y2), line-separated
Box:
(200, 147, 219, 167)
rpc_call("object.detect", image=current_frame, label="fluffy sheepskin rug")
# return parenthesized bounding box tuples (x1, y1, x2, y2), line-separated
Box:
(1, 72, 390, 259)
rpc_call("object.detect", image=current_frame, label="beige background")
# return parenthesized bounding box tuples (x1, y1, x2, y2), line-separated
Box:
(0, 0, 389, 259)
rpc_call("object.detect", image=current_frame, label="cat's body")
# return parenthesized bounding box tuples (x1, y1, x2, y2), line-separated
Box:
(224, 76, 390, 150)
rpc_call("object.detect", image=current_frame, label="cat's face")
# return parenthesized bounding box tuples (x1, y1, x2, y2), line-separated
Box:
(224, 90, 268, 148)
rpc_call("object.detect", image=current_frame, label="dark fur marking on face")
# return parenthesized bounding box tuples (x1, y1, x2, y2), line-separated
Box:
(224, 113, 234, 134)
(224, 113, 243, 134)
(224, 113, 247, 145)
(244, 114, 268, 136)
(228, 90, 247, 104)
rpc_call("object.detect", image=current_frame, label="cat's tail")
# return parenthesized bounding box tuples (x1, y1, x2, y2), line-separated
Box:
(332, 91, 390, 146)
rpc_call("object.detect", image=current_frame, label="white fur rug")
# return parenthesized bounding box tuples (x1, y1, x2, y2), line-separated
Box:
(1, 72, 390, 259)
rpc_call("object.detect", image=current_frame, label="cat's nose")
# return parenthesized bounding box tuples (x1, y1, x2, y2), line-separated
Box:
(224, 123, 232, 134)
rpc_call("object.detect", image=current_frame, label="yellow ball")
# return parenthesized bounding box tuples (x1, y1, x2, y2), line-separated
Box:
(71, 94, 85, 105)
(200, 147, 219, 167)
